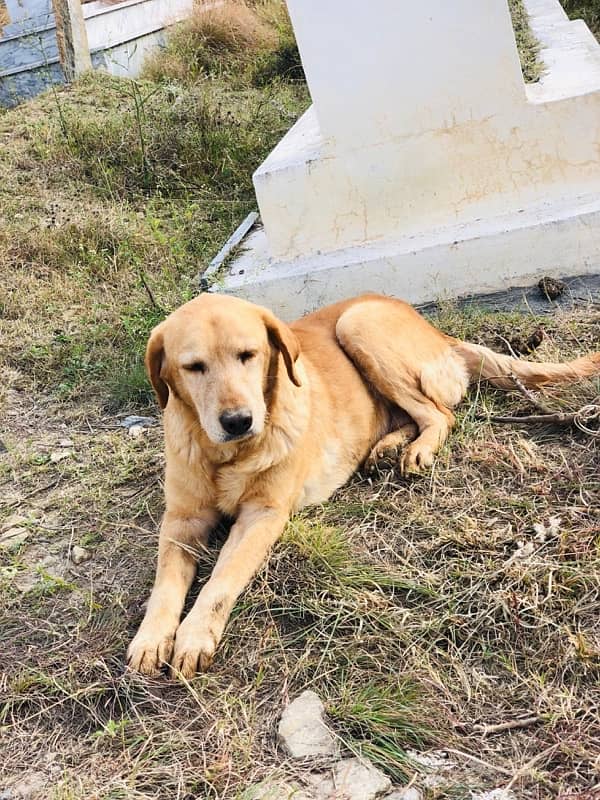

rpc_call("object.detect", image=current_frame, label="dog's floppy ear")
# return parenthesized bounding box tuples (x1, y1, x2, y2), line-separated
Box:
(263, 311, 301, 387)
(145, 325, 170, 409)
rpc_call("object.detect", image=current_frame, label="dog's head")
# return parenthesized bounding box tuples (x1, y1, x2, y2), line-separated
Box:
(145, 294, 301, 444)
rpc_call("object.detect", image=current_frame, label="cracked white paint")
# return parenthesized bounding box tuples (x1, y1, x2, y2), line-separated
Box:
(246, 0, 600, 296)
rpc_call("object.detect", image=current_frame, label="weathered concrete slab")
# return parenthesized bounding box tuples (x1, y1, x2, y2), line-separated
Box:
(214, 201, 600, 322)
(233, 0, 600, 320)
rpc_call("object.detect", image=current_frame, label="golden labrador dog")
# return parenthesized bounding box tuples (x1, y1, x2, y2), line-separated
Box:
(127, 293, 600, 677)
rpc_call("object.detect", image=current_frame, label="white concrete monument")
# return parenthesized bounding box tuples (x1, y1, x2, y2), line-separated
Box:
(212, 0, 600, 319)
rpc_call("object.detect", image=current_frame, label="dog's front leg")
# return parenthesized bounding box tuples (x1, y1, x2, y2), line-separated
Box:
(170, 504, 288, 678)
(127, 509, 219, 676)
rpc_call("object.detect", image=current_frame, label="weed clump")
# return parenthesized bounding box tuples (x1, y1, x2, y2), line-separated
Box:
(509, 0, 544, 82)
(143, 0, 303, 87)
(39, 76, 301, 199)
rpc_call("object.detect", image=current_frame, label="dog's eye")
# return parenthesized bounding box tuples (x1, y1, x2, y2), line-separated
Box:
(185, 361, 207, 373)
(238, 350, 256, 364)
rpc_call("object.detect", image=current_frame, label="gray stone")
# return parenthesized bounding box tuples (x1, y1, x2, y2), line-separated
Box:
(385, 789, 423, 800)
(120, 415, 157, 429)
(242, 781, 311, 800)
(278, 690, 338, 759)
(307, 757, 391, 800)
(0, 527, 30, 548)
(70, 545, 91, 565)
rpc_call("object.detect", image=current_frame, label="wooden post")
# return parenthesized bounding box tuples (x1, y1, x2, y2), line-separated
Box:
(52, 0, 92, 81)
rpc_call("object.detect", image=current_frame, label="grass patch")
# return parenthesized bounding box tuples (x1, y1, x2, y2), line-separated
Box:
(330, 681, 429, 782)
(509, 0, 544, 82)
(143, 0, 303, 87)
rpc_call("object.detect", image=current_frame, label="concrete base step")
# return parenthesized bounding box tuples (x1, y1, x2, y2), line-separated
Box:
(212, 192, 600, 321)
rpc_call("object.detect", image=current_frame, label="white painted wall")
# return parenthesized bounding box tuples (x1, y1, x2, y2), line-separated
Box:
(286, 0, 526, 148)
(84, 0, 194, 55)
(253, 0, 600, 264)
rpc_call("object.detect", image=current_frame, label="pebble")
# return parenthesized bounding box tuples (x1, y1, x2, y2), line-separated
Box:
(120, 415, 156, 430)
(70, 545, 91, 565)
(278, 690, 339, 759)
(50, 450, 71, 463)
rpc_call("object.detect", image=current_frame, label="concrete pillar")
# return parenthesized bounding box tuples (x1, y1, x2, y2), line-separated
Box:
(215, 0, 600, 317)
(286, 0, 526, 149)
(52, 0, 91, 81)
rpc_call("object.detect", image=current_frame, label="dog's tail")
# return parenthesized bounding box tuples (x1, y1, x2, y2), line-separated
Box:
(453, 341, 600, 390)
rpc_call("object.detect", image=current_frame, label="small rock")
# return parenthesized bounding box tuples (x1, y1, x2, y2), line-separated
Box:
(128, 424, 146, 438)
(120, 415, 157, 430)
(243, 781, 311, 800)
(5, 771, 48, 799)
(50, 450, 71, 463)
(307, 757, 391, 800)
(0, 527, 30, 548)
(278, 690, 338, 759)
(471, 790, 517, 800)
(386, 789, 423, 800)
(71, 545, 91, 565)
(538, 276, 566, 301)
(1, 514, 29, 533)
(57, 438, 74, 448)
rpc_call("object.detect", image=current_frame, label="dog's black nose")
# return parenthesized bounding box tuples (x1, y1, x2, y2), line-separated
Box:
(219, 408, 253, 437)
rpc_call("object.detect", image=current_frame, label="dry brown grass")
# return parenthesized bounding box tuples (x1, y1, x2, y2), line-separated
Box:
(142, 0, 290, 86)
(191, 1, 277, 55)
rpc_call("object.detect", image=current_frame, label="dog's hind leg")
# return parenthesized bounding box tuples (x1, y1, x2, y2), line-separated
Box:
(336, 298, 469, 473)
(364, 422, 419, 473)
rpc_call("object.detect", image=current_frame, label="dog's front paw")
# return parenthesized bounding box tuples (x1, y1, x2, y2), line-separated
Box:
(127, 626, 176, 676)
(170, 620, 218, 679)
(400, 442, 435, 474)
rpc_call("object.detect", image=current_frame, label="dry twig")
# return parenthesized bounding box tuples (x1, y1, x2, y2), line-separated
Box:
(480, 374, 600, 436)
(473, 716, 542, 736)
